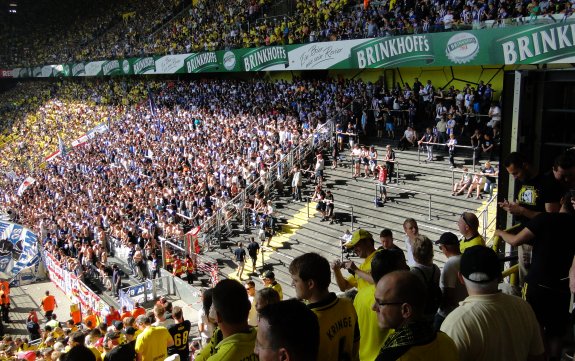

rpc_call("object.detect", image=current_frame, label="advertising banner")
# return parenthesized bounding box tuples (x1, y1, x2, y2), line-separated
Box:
(44, 251, 109, 316)
(8, 21, 575, 78)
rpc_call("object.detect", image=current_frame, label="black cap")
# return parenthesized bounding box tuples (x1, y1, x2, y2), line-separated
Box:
(264, 271, 275, 279)
(104, 331, 120, 343)
(122, 326, 137, 335)
(434, 232, 459, 246)
(460, 246, 501, 283)
(113, 321, 123, 331)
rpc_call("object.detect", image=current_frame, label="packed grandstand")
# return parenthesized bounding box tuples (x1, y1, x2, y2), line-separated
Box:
(1, 0, 575, 361)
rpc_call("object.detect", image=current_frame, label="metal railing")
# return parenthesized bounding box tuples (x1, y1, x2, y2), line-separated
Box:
(349, 156, 400, 184)
(476, 193, 498, 241)
(417, 141, 478, 170)
(195, 130, 320, 252)
(373, 183, 432, 220)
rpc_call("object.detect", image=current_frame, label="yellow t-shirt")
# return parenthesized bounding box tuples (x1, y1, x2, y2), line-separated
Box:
(135, 326, 173, 361)
(459, 235, 485, 253)
(354, 284, 390, 361)
(346, 250, 377, 290)
(309, 293, 360, 361)
(206, 328, 257, 361)
(395, 332, 459, 361)
(269, 282, 283, 300)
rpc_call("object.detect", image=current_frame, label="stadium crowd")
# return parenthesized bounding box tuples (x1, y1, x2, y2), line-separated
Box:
(2, 0, 574, 67)
(1, 72, 574, 361)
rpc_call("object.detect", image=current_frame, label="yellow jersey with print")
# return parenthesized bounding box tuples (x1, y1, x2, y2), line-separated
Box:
(309, 293, 360, 361)
(459, 235, 485, 253)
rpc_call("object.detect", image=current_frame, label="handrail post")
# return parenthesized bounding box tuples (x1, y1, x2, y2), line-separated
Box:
(472, 151, 476, 172)
(307, 197, 310, 218)
(451, 169, 455, 191)
(374, 183, 378, 207)
(396, 162, 399, 184)
(351, 206, 354, 231)
(161, 239, 166, 269)
(428, 195, 432, 220)
(417, 146, 421, 164)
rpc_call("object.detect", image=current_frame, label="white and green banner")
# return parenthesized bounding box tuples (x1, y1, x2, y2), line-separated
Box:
(4, 21, 575, 78)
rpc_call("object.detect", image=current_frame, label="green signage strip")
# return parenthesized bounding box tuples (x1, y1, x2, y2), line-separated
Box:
(5, 22, 575, 78)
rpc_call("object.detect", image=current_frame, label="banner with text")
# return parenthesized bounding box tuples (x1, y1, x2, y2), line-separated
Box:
(0, 221, 41, 279)
(44, 251, 109, 316)
(6, 21, 575, 78)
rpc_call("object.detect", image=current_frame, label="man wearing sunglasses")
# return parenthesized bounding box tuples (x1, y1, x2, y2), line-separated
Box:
(457, 212, 485, 253)
(372, 270, 458, 361)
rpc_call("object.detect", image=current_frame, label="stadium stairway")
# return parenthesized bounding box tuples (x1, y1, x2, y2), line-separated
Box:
(200, 138, 499, 300)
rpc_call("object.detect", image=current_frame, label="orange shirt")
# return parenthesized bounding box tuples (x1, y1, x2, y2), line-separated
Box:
(83, 314, 98, 329)
(120, 311, 132, 320)
(132, 307, 146, 319)
(41, 295, 56, 312)
(71, 310, 82, 325)
(105, 311, 121, 326)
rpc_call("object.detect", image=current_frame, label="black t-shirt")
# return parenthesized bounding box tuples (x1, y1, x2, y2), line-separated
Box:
(168, 320, 192, 360)
(515, 172, 562, 224)
(104, 342, 136, 361)
(234, 247, 246, 262)
(525, 212, 575, 289)
(246, 242, 260, 258)
(63, 345, 96, 361)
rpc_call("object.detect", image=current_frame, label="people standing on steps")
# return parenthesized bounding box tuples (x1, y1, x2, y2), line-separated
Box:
(291, 164, 303, 202)
(447, 133, 458, 169)
(233, 242, 246, 280)
(246, 237, 260, 272)
(419, 127, 436, 162)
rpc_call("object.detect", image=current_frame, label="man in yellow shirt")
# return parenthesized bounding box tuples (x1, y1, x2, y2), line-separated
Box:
(195, 279, 257, 361)
(134, 315, 174, 361)
(458, 212, 485, 253)
(263, 271, 283, 300)
(289, 253, 359, 361)
(333, 229, 387, 361)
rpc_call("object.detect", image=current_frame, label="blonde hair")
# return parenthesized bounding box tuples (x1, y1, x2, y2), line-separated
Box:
(412, 235, 434, 266)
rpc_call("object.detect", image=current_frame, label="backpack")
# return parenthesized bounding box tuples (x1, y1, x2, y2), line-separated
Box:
(413, 266, 442, 316)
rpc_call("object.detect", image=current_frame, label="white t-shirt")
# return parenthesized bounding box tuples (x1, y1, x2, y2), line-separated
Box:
(438, 255, 468, 317)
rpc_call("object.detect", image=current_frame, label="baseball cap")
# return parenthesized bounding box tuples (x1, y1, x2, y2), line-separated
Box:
(113, 321, 123, 331)
(122, 326, 137, 335)
(344, 229, 373, 248)
(264, 271, 275, 279)
(460, 246, 501, 283)
(104, 331, 120, 343)
(434, 232, 459, 246)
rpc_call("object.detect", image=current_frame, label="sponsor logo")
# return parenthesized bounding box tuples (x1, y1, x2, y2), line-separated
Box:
(242, 46, 288, 71)
(351, 35, 433, 68)
(122, 60, 131, 74)
(185, 52, 218, 73)
(102, 60, 121, 76)
(0, 69, 13, 78)
(72, 63, 86, 76)
(446, 32, 479, 64)
(133, 57, 156, 74)
(223, 51, 237, 71)
(500, 23, 575, 64)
